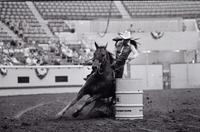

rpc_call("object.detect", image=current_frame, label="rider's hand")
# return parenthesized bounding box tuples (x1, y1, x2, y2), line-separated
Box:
(111, 62, 115, 69)
(127, 58, 132, 62)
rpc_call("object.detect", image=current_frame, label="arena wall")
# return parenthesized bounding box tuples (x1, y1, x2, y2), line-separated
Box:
(130, 64, 163, 90)
(71, 19, 198, 33)
(0, 65, 91, 89)
(170, 63, 200, 89)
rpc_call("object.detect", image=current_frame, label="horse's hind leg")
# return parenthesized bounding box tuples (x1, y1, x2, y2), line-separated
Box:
(72, 95, 101, 118)
(87, 99, 108, 118)
(56, 89, 85, 117)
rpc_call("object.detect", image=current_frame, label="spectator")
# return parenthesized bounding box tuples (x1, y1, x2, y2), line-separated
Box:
(10, 40, 17, 47)
(18, 20, 23, 31)
(22, 20, 28, 31)
(9, 20, 15, 30)
(78, 47, 87, 64)
(13, 20, 19, 34)
(18, 29, 23, 38)
(14, 26, 19, 34)
(0, 41, 3, 47)
(65, 46, 73, 63)
(85, 48, 93, 64)
(5, 19, 10, 25)
(72, 49, 79, 64)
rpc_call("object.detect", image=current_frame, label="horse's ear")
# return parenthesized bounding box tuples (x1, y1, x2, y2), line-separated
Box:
(95, 42, 99, 49)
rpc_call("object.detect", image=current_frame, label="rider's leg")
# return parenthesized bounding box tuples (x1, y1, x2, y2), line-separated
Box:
(115, 66, 124, 78)
(112, 58, 126, 78)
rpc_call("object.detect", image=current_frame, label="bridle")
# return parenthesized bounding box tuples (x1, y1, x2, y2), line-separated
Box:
(93, 51, 108, 76)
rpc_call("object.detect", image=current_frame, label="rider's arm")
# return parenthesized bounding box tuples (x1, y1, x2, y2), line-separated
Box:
(130, 44, 139, 59)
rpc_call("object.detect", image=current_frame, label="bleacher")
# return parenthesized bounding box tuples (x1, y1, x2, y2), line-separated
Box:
(0, 0, 200, 44)
(0, 1, 49, 44)
(122, 1, 200, 18)
(48, 20, 72, 34)
(0, 0, 200, 66)
(34, 1, 122, 20)
(0, 27, 12, 42)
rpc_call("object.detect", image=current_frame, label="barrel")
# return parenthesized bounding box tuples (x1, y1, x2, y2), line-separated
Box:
(115, 79, 144, 120)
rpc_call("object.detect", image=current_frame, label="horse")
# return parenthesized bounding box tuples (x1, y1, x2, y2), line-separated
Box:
(56, 42, 116, 118)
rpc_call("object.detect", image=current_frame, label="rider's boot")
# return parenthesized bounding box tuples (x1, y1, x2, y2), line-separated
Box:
(111, 62, 116, 70)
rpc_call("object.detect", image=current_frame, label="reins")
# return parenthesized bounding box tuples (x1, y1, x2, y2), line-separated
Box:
(89, 55, 135, 72)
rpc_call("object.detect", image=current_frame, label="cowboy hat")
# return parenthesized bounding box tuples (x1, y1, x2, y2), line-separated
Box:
(118, 30, 131, 40)
(112, 36, 122, 42)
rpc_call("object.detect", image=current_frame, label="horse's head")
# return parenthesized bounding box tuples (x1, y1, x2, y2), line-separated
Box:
(92, 42, 110, 75)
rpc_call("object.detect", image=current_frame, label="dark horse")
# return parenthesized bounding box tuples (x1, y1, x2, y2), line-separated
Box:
(56, 42, 115, 118)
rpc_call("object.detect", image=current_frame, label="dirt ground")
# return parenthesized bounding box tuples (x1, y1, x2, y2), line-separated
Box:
(1, 88, 200, 132)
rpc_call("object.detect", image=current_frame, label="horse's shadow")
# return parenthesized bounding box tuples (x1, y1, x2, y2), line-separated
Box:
(54, 100, 114, 121)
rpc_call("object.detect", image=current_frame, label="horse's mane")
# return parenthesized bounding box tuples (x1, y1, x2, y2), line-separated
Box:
(107, 51, 115, 64)
(130, 39, 138, 49)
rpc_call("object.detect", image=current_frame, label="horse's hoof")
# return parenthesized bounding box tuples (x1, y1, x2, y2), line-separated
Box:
(55, 114, 62, 119)
(56, 112, 64, 119)
(72, 112, 79, 118)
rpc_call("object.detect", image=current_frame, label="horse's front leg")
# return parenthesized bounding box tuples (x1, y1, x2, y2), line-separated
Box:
(72, 95, 101, 118)
(56, 89, 85, 118)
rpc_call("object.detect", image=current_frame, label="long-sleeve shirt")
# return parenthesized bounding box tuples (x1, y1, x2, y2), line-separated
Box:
(115, 40, 139, 65)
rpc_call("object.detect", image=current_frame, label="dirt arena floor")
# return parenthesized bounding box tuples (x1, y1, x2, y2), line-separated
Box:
(1, 88, 200, 132)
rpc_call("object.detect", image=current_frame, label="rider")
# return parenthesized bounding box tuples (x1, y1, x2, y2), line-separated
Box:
(112, 30, 139, 78)
(84, 30, 139, 80)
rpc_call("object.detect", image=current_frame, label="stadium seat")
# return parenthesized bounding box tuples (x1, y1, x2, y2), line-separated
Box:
(34, 1, 122, 20)
(0, 25, 12, 42)
(0, 1, 50, 44)
(122, 1, 200, 18)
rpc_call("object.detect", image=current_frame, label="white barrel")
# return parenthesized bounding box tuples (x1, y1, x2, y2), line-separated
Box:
(115, 79, 144, 120)
(116, 91, 143, 105)
(116, 79, 145, 91)
(115, 104, 143, 120)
